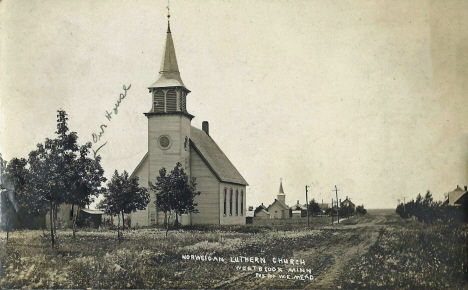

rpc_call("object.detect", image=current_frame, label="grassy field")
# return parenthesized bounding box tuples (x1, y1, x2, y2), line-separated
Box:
(0, 214, 467, 289)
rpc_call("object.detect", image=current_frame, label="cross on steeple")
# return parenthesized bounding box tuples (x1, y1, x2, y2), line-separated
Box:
(166, 0, 171, 33)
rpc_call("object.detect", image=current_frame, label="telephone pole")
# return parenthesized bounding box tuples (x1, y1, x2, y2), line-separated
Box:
(331, 198, 334, 224)
(321, 198, 323, 218)
(333, 185, 340, 224)
(398, 196, 407, 212)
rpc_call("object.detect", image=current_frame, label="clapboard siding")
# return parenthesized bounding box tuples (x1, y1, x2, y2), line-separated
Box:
(190, 147, 220, 225)
(147, 114, 191, 226)
(148, 115, 191, 185)
(131, 156, 149, 227)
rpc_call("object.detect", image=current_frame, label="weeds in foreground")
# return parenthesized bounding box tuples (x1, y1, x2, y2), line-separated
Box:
(338, 223, 468, 289)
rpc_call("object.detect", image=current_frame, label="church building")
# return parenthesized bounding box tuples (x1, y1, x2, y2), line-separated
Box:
(130, 15, 248, 227)
(267, 180, 291, 219)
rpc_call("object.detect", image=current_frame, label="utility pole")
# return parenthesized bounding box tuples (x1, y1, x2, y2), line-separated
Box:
(306, 185, 310, 228)
(321, 199, 323, 218)
(398, 196, 407, 212)
(333, 185, 339, 224)
(331, 198, 334, 224)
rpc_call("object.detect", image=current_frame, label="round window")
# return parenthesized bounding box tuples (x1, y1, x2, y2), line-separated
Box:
(158, 135, 171, 149)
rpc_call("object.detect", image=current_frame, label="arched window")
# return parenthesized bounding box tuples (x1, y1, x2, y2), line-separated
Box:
(240, 190, 244, 215)
(154, 91, 165, 112)
(166, 90, 177, 112)
(230, 189, 233, 216)
(235, 189, 239, 215)
(223, 188, 227, 216)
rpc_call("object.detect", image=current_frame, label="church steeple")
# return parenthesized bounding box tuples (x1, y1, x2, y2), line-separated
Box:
(277, 178, 285, 203)
(147, 7, 191, 115)
(149, 20, 186, 89)
(279, 179, 285, 194)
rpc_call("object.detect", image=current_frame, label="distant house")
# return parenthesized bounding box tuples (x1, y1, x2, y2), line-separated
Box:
(254, 203, 268, 215)
(254, 204, 270, 219)
(447, 186, 468, 206)
(291, 200, 307, 217)
(267, 180, 291, 219)
(255, 209, 271, 219)
(341, 196, 356, 214)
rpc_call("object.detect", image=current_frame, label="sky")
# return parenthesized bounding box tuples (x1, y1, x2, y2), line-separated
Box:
(1, 0, 468, 209)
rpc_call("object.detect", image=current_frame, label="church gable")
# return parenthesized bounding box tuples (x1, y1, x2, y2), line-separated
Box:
(130, 153, 150, 227)
(268, 199, 289, 211)
(189, 126, 248, 186)
(130, 152, 148, 181)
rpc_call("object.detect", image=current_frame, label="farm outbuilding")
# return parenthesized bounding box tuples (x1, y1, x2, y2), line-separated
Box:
(291, 210, 302, 219)
(79, 209, 104, 229)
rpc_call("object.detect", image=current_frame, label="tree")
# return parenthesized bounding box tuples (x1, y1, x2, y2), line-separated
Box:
(308, 199, 321, 216)
(28, 110, 89, 248)
(356, 205, 367, 215)
(0, 155, 40, 239)
(1, 190, 15, 241)
(0, 155, 14, 240)
(150, 162, 201, 236)
(396, 191, 467, 223)
(98, 170, 149, 241)
(396, 202, 408, 219)
(68, 143, 106, 238)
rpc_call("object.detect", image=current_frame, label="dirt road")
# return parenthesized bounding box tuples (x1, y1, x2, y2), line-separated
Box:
(219, 214, 389, 289)
(309, 215, 385, 289)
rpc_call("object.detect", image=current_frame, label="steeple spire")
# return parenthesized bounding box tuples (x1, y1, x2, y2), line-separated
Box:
(277, 178, 286, 203)
(279, 178, 285, 194)
(148, 2, 187, 90)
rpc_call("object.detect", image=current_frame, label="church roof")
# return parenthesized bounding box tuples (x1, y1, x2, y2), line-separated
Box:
(149, 25, 186, 89)
(268, 199, 290, 211)
(190, 126, 249, 186)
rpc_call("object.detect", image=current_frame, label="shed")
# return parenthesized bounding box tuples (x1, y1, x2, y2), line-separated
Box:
(79, 209, 104, 229)
(291, 210, 302, 219)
